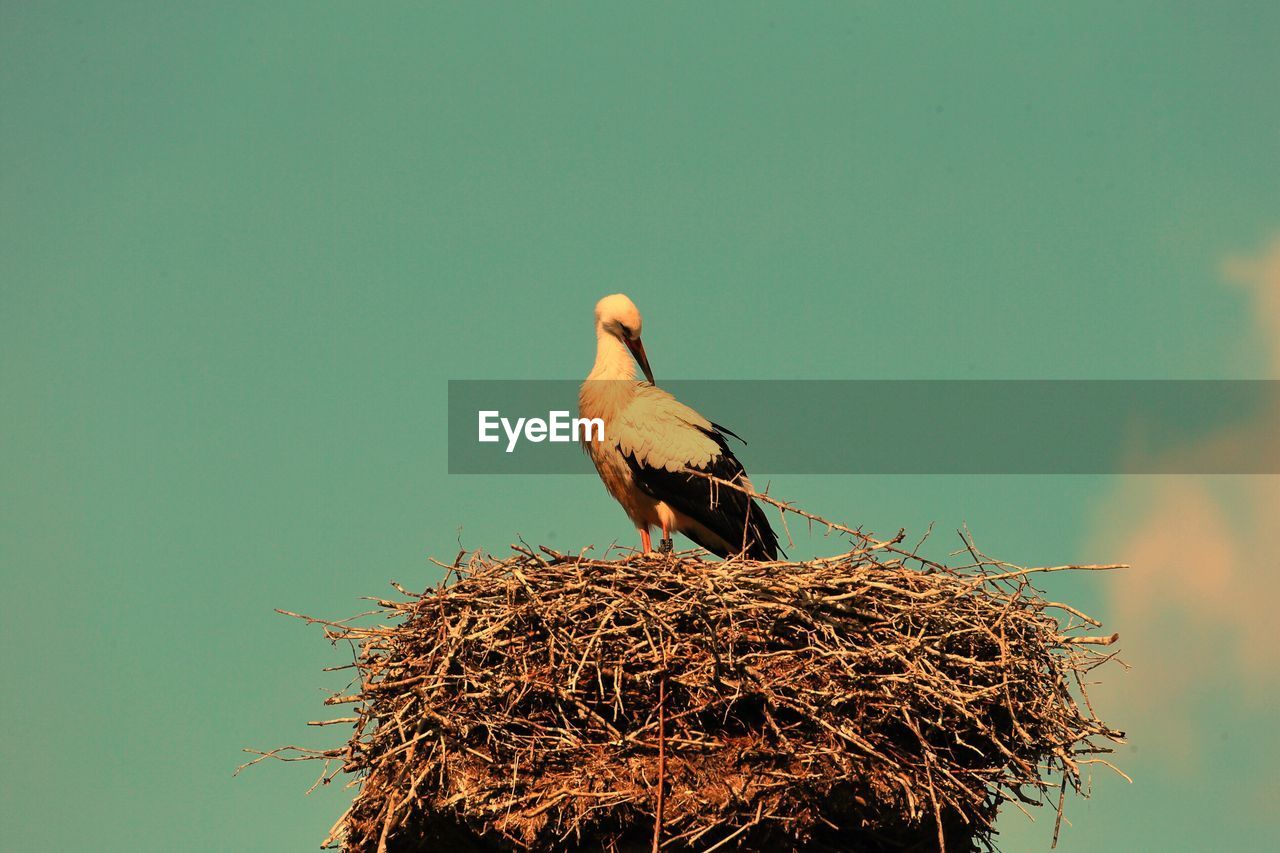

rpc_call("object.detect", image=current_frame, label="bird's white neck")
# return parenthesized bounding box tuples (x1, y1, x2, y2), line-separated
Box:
(587, 327, 635, 381)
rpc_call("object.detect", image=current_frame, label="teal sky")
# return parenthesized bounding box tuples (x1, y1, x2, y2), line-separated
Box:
(3, 3, 1277, 851)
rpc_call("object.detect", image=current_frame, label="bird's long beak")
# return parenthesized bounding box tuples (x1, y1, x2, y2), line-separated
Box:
(625, 337, 655, 385)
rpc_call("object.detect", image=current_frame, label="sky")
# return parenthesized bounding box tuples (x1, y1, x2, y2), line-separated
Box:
(2, 3, 1277, 851)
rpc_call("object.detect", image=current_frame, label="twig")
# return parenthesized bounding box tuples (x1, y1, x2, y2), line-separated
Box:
(255, 534, 1124, 851)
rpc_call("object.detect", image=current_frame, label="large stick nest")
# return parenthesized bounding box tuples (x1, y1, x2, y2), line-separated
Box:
(258, 530, 1124, 853)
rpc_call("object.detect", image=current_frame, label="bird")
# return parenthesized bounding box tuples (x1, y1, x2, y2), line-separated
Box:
(578, 293, 779, 560)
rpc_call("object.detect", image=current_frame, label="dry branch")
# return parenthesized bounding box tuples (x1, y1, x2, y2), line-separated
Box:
(251, 526, 1124, 852)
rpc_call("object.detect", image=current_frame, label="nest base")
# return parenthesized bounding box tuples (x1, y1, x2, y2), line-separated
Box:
(262, 542, 1123, 853)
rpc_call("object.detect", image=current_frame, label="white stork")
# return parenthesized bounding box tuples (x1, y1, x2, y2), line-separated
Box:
(578, 294, 779, 560)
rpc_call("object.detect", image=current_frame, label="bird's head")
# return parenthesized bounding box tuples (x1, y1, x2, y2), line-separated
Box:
(594, 293, 653, 384)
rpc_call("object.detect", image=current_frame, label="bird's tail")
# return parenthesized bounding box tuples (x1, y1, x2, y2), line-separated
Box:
(740, 497, 781, 560)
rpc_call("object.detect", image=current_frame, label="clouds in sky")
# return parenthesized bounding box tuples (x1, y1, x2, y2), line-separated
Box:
(1089, 234, 1280, 771)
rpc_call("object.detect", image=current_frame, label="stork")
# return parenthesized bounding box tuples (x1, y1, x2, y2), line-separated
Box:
(578, 294, 779, 560)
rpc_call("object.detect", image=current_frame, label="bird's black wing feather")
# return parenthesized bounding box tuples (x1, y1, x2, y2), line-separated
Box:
(710, 421, 747, 445)
(623, 425, 780, 560)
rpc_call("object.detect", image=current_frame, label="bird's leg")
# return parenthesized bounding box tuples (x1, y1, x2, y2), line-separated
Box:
(639, 528, 653, 555)
(659, 519, 673, 555)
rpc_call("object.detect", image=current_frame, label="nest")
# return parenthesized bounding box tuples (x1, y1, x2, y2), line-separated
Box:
(254, 526, 1124, 853)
